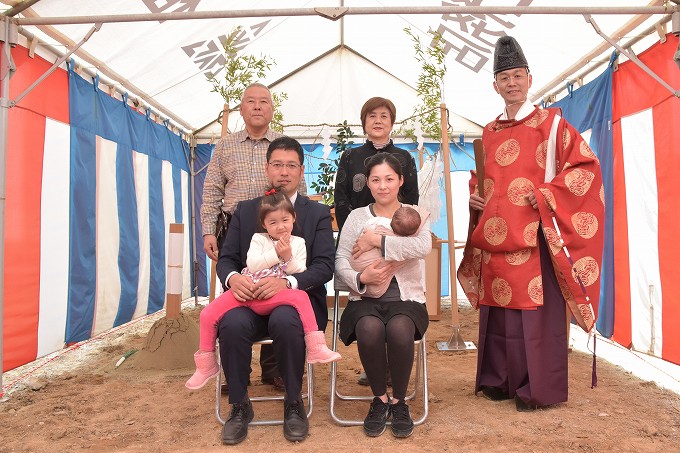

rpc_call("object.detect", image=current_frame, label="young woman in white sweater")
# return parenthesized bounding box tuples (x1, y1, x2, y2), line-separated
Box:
(335, 153, 431, 438)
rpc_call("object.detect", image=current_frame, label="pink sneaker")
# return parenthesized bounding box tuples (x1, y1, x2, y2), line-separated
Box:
(185, 350, 220, 390)
(304, 331, 341, 364)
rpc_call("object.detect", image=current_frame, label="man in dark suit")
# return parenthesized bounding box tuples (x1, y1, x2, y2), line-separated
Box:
(216, 136, 335, 445)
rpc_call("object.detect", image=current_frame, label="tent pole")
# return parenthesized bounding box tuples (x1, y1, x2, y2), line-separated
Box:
(0, 16, 13, 400)
(586, 14, 680, 97)
(534, 10, 673, 103)
(11, 23, 101, 106)
(189, 136, 199, 307)
(12, 6, 674, 27)
(436, 103, 470, 352)
(15, 26, 193, 133)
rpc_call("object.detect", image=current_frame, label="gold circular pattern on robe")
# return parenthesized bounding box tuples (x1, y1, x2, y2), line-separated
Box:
(542, 227, 563, 256)
(483, 216, 508, 246)
(571, 212, 599, 239)
(562, 161, 572, 171)
(600, 185, 605, 205)
(572, 256, 600, 287)
(495, 139, 521, 166)
(580, 141, 596, 159)
(563, 128, 572, 150)
(528, 275, 544, 305)
(565, 168, 595, 196)
(482, 250, 491, 264)
(507, 178, 535, 206)
(491, 277, 512, 306)
(538, 187, 557, 211)
(522, 221, 539, 247)
(535, 140, 547, 169)
(505, 249, 531, 265)
(523, 109, 549, 128)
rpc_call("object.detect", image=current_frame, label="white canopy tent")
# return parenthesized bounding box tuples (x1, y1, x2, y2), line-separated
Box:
(3, 1, 676, 134)
(2, 0, 679, 392)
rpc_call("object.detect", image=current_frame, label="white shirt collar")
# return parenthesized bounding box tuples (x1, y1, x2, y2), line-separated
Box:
(289, 191, 298, 205)
(500, 99, 535, 121)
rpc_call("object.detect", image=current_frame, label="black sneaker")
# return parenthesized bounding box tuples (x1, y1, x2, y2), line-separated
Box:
(390, 400, 414, 438)
(221, 400, 254, 445)
(363, 397, 390, 437)
(283, 400, 308, 442)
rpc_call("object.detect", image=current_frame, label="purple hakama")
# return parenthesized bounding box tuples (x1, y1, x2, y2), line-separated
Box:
(475, 233, 568, 407)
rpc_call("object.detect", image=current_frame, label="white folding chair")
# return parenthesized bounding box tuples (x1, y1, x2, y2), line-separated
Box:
(328, 283, 429, 426)
(215, 338, 314, 426)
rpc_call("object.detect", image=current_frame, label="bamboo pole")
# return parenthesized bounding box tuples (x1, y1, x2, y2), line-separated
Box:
(440, 104, 459, 326)
(436, 103, 469, 351)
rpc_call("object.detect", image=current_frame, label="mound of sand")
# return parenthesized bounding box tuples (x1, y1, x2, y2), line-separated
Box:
(121, 312, 199, 371)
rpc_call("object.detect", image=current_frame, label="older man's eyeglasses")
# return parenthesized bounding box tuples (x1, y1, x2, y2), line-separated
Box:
(268, 162, 301, 170)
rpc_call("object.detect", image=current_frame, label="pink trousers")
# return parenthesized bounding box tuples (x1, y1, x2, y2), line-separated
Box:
(199, 288, 318, 351)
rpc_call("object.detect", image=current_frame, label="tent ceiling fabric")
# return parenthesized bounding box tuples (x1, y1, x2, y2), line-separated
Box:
(4, 0, 672, 135)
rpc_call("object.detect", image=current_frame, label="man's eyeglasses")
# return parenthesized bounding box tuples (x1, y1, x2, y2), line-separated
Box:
(268, 162, 301, 170)
(496, 73, 528, 85)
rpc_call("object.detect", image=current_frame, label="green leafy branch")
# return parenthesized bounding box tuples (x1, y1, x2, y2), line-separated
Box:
(401, 27, 448, 143)
(207, 26, 287, 128)
(309, 121, 355, 206)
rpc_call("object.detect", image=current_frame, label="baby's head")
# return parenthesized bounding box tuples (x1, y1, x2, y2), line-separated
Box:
(391, 206, 421, 236)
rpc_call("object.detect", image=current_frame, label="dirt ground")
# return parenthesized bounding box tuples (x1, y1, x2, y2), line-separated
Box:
(1, 302, 679, 453)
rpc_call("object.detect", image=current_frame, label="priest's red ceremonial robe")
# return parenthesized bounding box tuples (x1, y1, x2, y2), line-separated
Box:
(458, 106, 605, 332)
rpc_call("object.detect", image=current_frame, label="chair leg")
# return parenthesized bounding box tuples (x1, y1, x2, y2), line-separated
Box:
(329, 290, 364, 426)
(412, 337, 429, 426)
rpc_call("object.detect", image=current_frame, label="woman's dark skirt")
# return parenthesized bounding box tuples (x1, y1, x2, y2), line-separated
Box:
(339, 299, 429, 346)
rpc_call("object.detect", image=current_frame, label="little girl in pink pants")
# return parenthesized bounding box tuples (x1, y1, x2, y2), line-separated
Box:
(186, 189, 340, 390)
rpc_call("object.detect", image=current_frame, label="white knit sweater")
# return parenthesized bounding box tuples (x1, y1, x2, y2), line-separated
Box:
(335, 205, 432, 303)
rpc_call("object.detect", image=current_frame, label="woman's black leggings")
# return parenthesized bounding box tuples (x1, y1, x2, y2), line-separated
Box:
(355, 314, 415, 400)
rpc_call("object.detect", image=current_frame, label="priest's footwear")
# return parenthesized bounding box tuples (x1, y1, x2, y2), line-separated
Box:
(481, 386, 511, 401)
(515, 396, 539, 412)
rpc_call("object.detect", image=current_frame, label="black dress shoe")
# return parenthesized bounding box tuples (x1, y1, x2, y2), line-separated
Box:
(262, 376, 285, 391)
(221, 400, 254, 445)
(283, 400, 308, 442)
(481, 386, 511, 401)
(515, 396, 538, 412)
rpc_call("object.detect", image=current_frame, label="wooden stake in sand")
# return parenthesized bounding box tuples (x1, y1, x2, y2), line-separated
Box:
(120, 222, 199, 371)
(166, 223, 184, 320)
